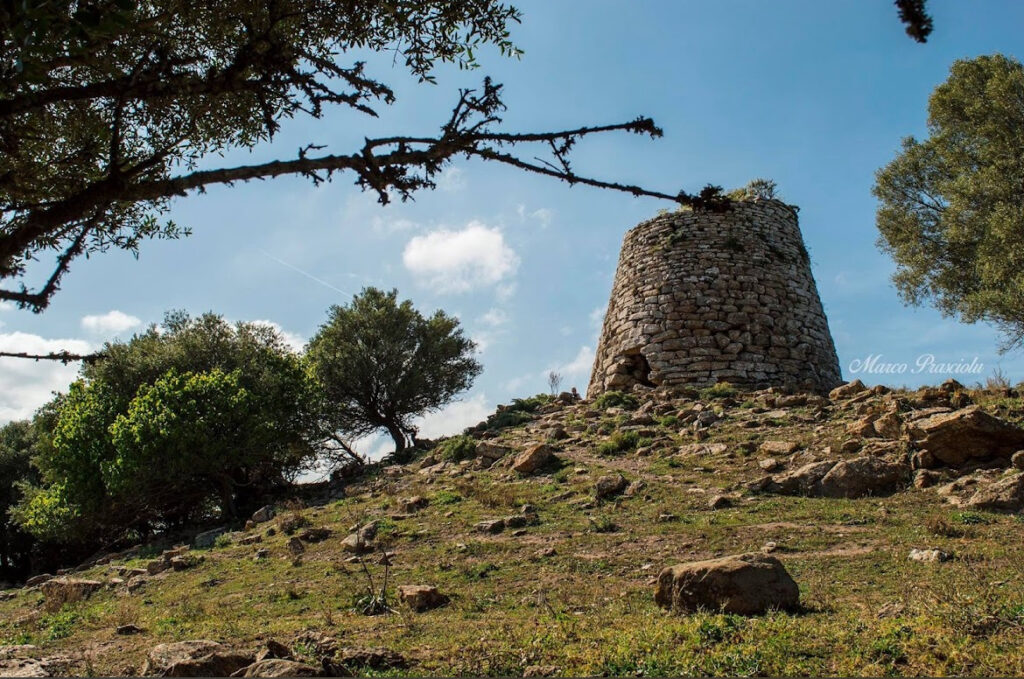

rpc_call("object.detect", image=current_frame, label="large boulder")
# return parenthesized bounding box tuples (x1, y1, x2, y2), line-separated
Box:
(763, 461, 835, 496)
(654, 553, 799, 615)
(817, 456, 909, 498)
(40, 578, 102, 610)
(512, 444, 555, 474)
(908, 406, 1024, 468)
(965, 473, 1024, 512)
(144, 641, 253, 677)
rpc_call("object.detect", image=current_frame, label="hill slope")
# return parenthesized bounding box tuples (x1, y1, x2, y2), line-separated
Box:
(4, 381, 1024, 676)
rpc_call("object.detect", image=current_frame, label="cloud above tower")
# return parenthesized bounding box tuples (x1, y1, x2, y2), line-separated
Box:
(402, 221, 519, 294)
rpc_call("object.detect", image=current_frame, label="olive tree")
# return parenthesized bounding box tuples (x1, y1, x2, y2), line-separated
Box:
(874, 54, 1024, 349)
(306, 288, 481, 457)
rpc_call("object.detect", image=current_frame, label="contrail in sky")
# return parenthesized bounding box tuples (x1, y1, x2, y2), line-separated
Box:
(259, 250, 350, 297)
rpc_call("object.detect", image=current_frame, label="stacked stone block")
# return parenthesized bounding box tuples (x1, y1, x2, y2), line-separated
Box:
(587, 199, 841, 397)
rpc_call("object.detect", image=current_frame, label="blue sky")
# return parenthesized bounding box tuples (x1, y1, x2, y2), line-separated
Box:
(2, 1, 1024, 450)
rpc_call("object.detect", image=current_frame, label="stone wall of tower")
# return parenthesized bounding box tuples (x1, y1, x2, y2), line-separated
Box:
(587, 199, 841, 397)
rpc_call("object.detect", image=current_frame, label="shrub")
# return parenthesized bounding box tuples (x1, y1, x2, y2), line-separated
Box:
(593, 391, 639, 411)
(700, 382, 738, 400)
(435, 435, 478, 462)
(433, 490, 462, 505)
(597, 430, 641, 456)
(469, 394, 553, 433)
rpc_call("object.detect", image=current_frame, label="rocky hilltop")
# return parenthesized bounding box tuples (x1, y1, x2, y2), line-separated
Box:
(4, 379, 1024, 676)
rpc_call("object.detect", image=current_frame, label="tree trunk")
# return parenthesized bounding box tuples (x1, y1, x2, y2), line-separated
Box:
(385, 421, 407, 454)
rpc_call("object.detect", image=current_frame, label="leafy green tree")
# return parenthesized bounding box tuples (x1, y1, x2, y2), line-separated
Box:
(874, 54, 1024, 348)
(0, 419, 38, 577)
(306, 288, 481, 457)
(15, 312, 315, 542)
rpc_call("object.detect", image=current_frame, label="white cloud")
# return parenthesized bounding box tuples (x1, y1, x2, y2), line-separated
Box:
(437, 167, 467, 192)
(589, 306, 606, 328)
(0, 302, 13, 312)
(479, 308, 509, 327)
(250, 320, 306, 353)
(496, 282, 518, 302)
(402, 221, 520, 294)
(415, 393, 492, 439)
(0, 333, 92, 422)
(81, 310, 142, 335)
(530, 208, 554, 228)
(548, 345, 595, 386)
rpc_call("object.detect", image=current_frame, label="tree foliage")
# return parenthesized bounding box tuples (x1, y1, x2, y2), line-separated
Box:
(15, 312, 315, 543)
(306, 287, 481, 456)
(0, 0, 728, 315)
(894, 0, 934, 43)
(874, 54, 1024, 349)
(0, 419, 40, 577)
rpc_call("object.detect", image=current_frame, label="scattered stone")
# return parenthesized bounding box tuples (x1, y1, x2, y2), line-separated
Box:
(913, 469, 944, 489)
(287, 537, 305, 555)
(239, 535, 262, 546)
(909, 548, 952, 563)
(758, 457, 781, 472)
(475, 519, 505, 534)
(873, 412, 903, 440)
(254, 549, 269, 561)
(332, 647, 407, 671)
(655, 553, 800, 615)
(909, 406, 1024, 468)
(762, 461, 836, 496)
(250, 505, 275, 524)
(400, 496, 429, 513)
(594, 473, 629, 500)
(299, 527, 331, 543)
(965, 473, 1024, 512)
(193, 526, 229, 549)
(762, 541, 778, 554)
(40, 577, 102, 609)
(144, 641, 253, 678)
(341, 523, 377, 554)
(523, 665, 560, 678)
(830, 379, 868, 400)
(759, 440, 800, 455)
(116, 624, 143, 635)
(512, 443, 555, 474)
(0, 592, 13, 601)
(235, 659, 320, 677)
(23, 574, 52, 588)
(657, 513, 677, 522)
(1013, 450, 1024, 470)
(254, 640, 292, 663)
(170, 555, 202, 571)
(0, 657, 49, 677)
(846, 416, 879, 438)
(397, 584, 449, 612)
(707, 494, 732, 510)
(817, 456, 909, 499)
(536, 547, 557, 558)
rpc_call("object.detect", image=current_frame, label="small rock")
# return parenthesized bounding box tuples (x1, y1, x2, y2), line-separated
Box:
(397, 585, 449, 612)
(254, 549, 270, 561)
(758, 457, 781, 472)
(1013, 450, 1024, 470)
(657, 513, 677, 522)
(299, 527, 331, 543)
(331, 648, 406, 671)
(144, 641, 253, 678)
(707, 494, 732, 510)
(965, 473, 1024, 512)
(908, 548, 952, 563)
(287, 537, 305, 555)
(594, 473, 629, 500)
(400, 496, 429, 513)
(237, 659, 319, 677)
(523, 665, 560, 677)
(116, 624, 143, 635)
(254, 640, 292, 663)
(23, 574, 52, 588)
(913, 469, 944, 489)
(250, 505, 275, 524)
(40, 577, 102, 609)
(759, 440, 800, 455)
(830, 379, 868, 400)
(476, 519, 505, 534)
(193, 526, 229, 549)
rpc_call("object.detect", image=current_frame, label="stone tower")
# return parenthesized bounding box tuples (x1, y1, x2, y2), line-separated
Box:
(588, 198, 841, 397)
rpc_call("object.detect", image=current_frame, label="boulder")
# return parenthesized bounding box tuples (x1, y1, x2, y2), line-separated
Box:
(908, 548, 952, 563)
(654, 553, 799, 615)
(193, 527, 228, 549)
(873, 412, 903, 440)
(758, 457, 781, 472)
(817, 456, 909, 498)
(764, 461, 835, 496)
(594, 473, 629, 500)
(475, 519, 505, 534)
(908, 406, 1024, 468)
(965, 473, 1024, 512)
(759, 440, 800, 455)
(397, 584, 449, 612)
(399, 496, 429, 513)
(40, 577, 102, 609)
(23, 574, 52, 588)
(144, 641, 253, 677)
(829, 379, 868, 400)
(250, 506, 276, 524)
(235, 659, 320, 677)
(512, 444, 555, 474)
